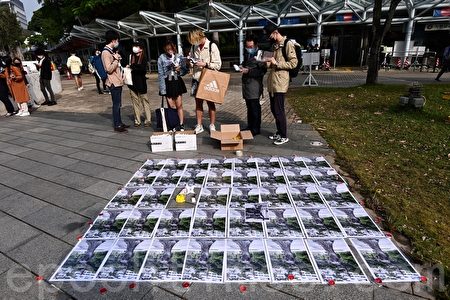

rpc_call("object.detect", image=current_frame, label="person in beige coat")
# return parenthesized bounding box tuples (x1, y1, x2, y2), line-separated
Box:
(187, 29, 222, 134)
(263, 24, 298, 145)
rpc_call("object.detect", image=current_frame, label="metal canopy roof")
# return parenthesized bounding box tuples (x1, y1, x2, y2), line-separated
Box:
(58, 0, 448, 49)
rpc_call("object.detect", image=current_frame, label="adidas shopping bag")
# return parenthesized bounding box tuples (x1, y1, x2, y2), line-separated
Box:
(196, 68, 230, 104)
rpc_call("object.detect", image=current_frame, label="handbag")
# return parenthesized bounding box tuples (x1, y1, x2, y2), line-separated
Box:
(196, 68, 230, 104)
(123, 67, 133, 85)
(123, 54, 133, 85)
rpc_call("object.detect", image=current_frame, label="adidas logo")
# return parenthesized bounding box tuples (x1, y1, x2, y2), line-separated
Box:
(204, 80, 219, 93)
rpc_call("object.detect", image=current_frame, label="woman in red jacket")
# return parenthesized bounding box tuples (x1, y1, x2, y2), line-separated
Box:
(0, 57, 30, 116)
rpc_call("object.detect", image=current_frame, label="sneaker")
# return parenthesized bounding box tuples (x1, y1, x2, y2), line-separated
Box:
(268, 133, 281, 140)
(32, 103, 41, 109)
(4, 112, 13, 117)
(78, 86, 84, 91)
(15, 110, 23, 116)
(209, 124, 216, 132)
(179, 124, 185, 131)
(435, 78, 441, 82)
(273, 137, 289, 145)
(194, 124, 204, 134)
(19, 111, 30, 117)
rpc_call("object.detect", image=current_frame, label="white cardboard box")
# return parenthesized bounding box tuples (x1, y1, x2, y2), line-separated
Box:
(150, 132, 173, 152)
(174, 130, 197, 151)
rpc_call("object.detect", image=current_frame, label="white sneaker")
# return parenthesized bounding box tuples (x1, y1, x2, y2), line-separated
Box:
(19, 111, 30, 117)
(79, 86, 84, 91)
(15, 110, 23, 116)
(32, 103, 41, 109)
(194, 124, 204, 134)
(273, 137, 289, 145)
(4, 112, 13, 117)
(209, 124, 216, 132)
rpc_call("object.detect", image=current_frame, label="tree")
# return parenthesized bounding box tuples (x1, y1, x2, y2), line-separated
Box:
(0, 6, 23, 53)
(366, 0, 401, 84)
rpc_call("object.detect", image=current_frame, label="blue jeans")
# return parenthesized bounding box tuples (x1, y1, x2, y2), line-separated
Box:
(110, 85, 123, 127)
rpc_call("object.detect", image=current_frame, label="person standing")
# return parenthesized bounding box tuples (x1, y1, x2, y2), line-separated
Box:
(66, 52, 84, 91)
(157, 41, 188, 131)
(12, 57, 40, 110)
(435, 45, 450, 82)
(0, 57, 30, 116)
(240, 35, 266, 136)
(35, 49, 56, 106)
(187, 29, 222, 134)
(263, 24, 298, 145)
(0, 56, 16, 116)
(128, 41, 152, 127)
(90, 49, 109, 94)
(101, 29, 129, 133)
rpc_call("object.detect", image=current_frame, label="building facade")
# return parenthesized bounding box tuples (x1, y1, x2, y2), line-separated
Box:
(0, 0, 27, 29)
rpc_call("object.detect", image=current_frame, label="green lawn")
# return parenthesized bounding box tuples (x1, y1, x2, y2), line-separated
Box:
(289, 83, 450, 283)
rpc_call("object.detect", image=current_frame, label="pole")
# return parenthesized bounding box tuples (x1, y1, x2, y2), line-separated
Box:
(239, 20, 244, 64)
(403, 8, 415, 69)
(333, 50, 337, 70)
(316, 14, 322, 47)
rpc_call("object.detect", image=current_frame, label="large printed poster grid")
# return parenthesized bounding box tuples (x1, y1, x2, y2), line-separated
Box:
(50, 156, 422, 284)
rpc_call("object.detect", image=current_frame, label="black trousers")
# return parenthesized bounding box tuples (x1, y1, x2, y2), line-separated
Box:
(269, 93, 287, 138)
(94, 72, 107, 93)
(0, 95, 15, 113)
(244, 98, 261, 134)
(40, 78, 55, 102)
(436, 60, 449, 80)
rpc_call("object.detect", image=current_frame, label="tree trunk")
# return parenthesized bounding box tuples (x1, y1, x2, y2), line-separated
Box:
(366, 0, 401, 84)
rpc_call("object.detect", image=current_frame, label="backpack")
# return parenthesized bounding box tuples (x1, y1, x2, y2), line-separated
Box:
(282, 39, 302, 79)
(100, 47, 114, 80)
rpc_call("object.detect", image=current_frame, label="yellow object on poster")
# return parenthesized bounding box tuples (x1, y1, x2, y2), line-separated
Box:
(176, 194, 186, 203)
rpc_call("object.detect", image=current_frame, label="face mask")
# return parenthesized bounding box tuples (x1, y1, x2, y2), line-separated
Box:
(37, 55, 43, 59)
(132, 47, 140, 54)
(96, 52, 101, 56)
(246, 48, 257, 55)
(113, 41, 119, 48)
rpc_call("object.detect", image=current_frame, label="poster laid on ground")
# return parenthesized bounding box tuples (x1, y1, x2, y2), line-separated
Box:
(182, 239, 226, 282)
(289, 185, 327, 209)
(191, 208, 227, 238)
(51, 156, 422, 285)
(84, 209, 131, 239)
(226, 239, 271, 282)
(307, 238, 369, 283)
(119, 209, 161, 238)
(96, 239, 150, 281)
(51, 239, 115, 281)
(139, 239, 189, 281)
(332, 207, 384, 238)
(266, 239, 320, 282)
(265, 208, 304, 238)
(106, 187, 147, 210)
(297, 208, 344, 238)
(350, 238, 421, 282)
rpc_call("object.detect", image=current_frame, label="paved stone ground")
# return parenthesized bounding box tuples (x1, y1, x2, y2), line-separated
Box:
(0, 71, 438, 299)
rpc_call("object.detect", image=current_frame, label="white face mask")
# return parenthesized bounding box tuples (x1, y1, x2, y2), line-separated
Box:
(132, 47, 140, 54)
(37, 55, 43, 59)
(113, 41, 119, 48)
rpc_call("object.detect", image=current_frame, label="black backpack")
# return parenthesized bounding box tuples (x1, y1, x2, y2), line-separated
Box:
(282, 39, 302, 79)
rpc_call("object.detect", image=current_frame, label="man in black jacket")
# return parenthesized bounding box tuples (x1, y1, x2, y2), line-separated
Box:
(240, 35, 267, 136)
(35, 49, 56, 106)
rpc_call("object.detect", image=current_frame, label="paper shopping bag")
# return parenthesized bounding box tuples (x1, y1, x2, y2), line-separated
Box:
(196, 68, 230, 104)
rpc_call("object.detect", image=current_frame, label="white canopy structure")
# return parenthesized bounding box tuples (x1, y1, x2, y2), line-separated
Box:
(59, 0, 449, 62)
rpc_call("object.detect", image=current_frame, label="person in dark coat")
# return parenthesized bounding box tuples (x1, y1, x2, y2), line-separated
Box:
(240, 35, 267, 136)
(0, 56, 16, 116)
(128, 41, 151, 127)
(34, 49, 56, 106)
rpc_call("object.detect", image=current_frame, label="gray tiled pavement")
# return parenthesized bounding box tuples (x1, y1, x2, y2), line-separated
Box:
(0, 70, 438, 299)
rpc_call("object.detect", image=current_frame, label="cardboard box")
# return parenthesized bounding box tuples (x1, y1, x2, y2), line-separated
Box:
(150, 132, 173, 152)
(210, 124, 253, 151)
(174, 130, 197, 151)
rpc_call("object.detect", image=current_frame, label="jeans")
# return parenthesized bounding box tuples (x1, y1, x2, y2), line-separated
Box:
(269, 93, 287, 138)
(244, 98, 261, 134)
(110, 85, 123, 127)
(39, 78, 55, 102)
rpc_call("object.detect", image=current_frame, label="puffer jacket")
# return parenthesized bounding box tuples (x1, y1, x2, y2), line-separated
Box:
(266, 36, 298, 95)
(191, 39, 222, 81)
